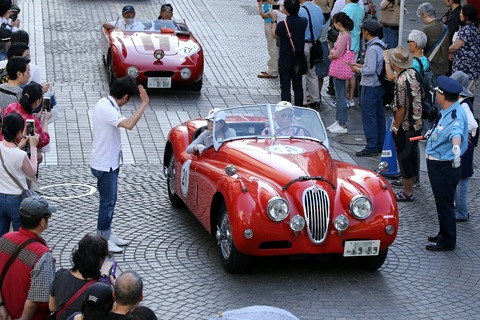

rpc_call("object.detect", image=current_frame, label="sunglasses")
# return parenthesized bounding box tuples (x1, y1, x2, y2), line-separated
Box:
(280, 114, 293, 119)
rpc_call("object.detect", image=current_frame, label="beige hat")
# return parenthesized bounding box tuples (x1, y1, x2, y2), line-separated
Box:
(275, 101, 293, 112)
(314, 0, 331, 14)
(388, 46, 413, 69)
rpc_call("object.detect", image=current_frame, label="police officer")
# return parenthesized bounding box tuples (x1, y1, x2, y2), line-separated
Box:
(425, 76, 468, 251)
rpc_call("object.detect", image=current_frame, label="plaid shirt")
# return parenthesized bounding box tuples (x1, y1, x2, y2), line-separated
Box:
(28, 251, 56, 302)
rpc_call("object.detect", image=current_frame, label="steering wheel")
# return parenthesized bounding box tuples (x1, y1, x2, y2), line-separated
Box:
(275, 125, 311, 137)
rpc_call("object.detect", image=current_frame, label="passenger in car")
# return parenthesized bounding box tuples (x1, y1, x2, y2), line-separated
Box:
(262, 101, 308, 136)
(103, 5, 145, 31)
(158, 3, 174, 20)
(186, 108, 236, 155)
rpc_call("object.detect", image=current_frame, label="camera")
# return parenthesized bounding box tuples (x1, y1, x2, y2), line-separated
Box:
(9, 5, 20, 22)
(43, 96, 51, 112)
(26, 119, 34, 136)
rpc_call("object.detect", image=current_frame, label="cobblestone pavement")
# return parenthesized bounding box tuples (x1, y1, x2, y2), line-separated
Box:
(17, 0, 480, 319)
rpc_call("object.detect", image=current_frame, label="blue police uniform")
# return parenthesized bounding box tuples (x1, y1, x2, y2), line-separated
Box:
(425, 76, 468, 251)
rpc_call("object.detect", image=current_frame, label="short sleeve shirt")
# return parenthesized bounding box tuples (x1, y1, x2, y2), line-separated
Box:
(90, 97, 126, 171)
(108, 19, 145, 31)
(393, 69, 422, 132)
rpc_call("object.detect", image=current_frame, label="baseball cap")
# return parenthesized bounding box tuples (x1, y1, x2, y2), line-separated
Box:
(0, 28, 12, 42)
(84, 282, 114, 310)
(122, 5, 135, 14)
(204, 108, 226, 121)
(20, 195, 56, 219)
(361, 19, 380, 35)
(275, 101, 293, 112)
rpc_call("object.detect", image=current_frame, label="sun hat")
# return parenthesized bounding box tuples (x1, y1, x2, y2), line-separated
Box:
(387, 46, 413, 69)
(450, 71, 473, 98)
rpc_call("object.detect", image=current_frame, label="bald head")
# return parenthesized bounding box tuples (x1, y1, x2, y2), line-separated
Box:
(114, 270, 143, 306)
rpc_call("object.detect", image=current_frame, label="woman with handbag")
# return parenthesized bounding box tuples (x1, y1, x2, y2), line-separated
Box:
(327, 12, 354, 134)
(0, 112, 39, 236)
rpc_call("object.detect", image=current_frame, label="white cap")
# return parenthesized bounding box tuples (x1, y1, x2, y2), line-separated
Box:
(204, 108, 226, 121)
(275, 101, 293, 112)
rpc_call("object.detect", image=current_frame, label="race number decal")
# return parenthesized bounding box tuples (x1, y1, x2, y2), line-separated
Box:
(180, 160, 191, 197)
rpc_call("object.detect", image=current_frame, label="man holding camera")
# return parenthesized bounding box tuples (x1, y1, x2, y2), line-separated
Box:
(0, 196, 56, 320)
(90, 76, 149, 253)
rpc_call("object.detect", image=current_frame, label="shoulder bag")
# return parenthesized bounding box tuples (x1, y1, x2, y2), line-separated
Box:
(303, 6, 323, 67)
(379, 0, 400, 27)
(0, 148, 37, 199)
(328, 36, 355, 80)
(425, 25, 448, 61)
(285, 20, 308, 76)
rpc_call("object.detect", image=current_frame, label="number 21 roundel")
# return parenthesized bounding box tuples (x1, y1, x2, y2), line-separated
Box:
(180, 160, 191, 197)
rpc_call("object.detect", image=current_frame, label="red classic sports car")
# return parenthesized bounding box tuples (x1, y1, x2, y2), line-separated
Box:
(101, 19, 204, 91)
(163, 105, 399, 273)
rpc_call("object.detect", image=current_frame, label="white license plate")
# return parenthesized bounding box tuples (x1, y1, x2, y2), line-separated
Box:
(343, 240, 380, 257)
(147, 77, 172, 88)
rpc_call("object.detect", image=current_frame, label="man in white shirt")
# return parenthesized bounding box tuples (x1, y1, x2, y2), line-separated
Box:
(103, 5, 145, 31)
(90, 76, 149, 253)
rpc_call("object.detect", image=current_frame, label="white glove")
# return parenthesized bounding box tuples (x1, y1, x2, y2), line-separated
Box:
(452, 145, 461, 157)
(196, 144, 206, 155)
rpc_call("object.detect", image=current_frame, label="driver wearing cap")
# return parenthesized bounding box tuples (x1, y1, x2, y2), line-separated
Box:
(262, 101, 308, 136)
(103, 5, 145, 31)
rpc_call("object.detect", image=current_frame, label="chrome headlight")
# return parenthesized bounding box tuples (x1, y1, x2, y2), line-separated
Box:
(126, 66, 139, 78)
(334, 214, 349, 231)
(154, 49, 165, 60)
(289, 215, 305, 232)
(267, 197, 289, 222)
(180, 67, 192, 79)
(350, 195, 372, 220)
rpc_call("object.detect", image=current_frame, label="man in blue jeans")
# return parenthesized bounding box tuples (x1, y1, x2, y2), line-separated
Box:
(90, 77, 149, 253)
(349, 19, 386, 157)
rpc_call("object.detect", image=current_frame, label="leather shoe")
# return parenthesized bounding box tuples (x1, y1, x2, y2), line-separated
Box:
(355, 149, 379, 157)
(427, 235, 439, 243)
(425, 243, 455, 251)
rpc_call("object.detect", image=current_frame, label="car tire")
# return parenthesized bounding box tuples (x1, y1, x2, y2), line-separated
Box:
(190, 78, 203, 92)
(216, 203, 248, 274)
(166, 152, 184, 208)
(107, 53, 116, 87)
(359, 248, 388, 271)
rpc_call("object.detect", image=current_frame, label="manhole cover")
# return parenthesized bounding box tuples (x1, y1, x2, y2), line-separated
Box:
(40, 183, 97, 200)
(334, 134, 366, 146)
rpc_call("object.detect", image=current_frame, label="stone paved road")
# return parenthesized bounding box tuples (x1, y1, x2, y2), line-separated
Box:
(16, 0, 480, 319)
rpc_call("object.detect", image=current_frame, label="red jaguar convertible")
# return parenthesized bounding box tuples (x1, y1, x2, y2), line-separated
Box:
(163, 105, 399, 273)
(101, 19, 204, 91)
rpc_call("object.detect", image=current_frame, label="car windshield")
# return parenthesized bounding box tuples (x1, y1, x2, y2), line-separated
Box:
(211, 104, 329, 151)
(138, 19, 188, 33)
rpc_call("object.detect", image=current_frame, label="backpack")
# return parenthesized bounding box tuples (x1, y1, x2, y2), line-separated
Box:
(371, 42, 394, 107)
(411, 57, 439, 122)
(0, 67, 8, 84)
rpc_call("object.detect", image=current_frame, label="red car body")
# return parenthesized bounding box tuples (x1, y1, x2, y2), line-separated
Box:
(101, 19, 204, 91)
(164, 105, 399, 273)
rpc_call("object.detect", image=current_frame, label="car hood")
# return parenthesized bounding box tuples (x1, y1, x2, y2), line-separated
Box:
(116, 33, 180, 55)
(220, 139, 336, 187)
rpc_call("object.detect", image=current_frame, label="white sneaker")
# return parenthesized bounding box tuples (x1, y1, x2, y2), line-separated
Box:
(328, 122, 342, 132)
(108, 240, 123, 253)
(329, 125, 348, 134)
(327, 121, 339, 130)
(348, 99, 355, 108)
(110, 234, 129, 246)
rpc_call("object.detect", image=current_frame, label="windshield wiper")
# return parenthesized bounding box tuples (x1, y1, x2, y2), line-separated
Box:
(283, 176, 336, 191)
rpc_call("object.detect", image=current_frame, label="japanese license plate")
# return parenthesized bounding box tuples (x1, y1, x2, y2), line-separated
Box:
(147, 77, 172, 88)
(343, 240, 380, 257)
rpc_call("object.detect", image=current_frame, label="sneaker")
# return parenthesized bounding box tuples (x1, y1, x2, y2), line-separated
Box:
(110, 234, 129, 246)
(327, 121, 339, 131)
(327, 122, 342, 132)
(108, 240, 123, 253)
(331, 102, 337, 108)
(347, 99, 355, 108)
(329, 125, 348, 134)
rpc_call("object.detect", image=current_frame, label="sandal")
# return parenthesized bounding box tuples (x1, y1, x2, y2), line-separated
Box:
(395, 190, 415, 202)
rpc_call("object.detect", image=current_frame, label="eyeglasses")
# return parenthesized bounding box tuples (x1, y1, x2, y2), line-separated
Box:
(434, 86, 444, 94)
(280, 114, 293, 119)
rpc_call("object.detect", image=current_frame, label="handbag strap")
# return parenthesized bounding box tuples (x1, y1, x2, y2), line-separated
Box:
(0, 238, 39, 288)
(284, 20, 297, 53)
(0, 147, 27, 192)
(303, 6, 316, 43)
(55, 279, 97, 319)
(426, 25, 448, 61)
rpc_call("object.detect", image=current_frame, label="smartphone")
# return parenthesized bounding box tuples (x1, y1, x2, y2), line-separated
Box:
(43, 96, 51, 112)
(100, 259, 117, 278)
(26, 119, 35, 136)
(272, 4, 280, 9)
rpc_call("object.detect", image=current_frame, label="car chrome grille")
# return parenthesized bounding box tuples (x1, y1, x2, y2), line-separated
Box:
(302, 187, 330, 244)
